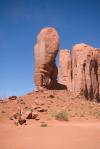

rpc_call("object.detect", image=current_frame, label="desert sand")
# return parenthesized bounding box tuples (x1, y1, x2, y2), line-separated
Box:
(0, 90, 100, 149)
(0, 121, 100, 149)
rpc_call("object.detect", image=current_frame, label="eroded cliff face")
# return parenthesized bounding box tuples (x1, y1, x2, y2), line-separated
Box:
(34, 28, 100, 101)
(96, 49, 100, 99)
(58, 50, 72, 91)
(59, 44, 100, 101)
(72, 44, 100, 101)
(34, 27, 59, 90)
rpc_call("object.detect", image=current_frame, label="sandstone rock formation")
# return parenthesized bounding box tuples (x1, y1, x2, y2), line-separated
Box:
(59, 44, 100, 102)
(96, 49, 100, 99)
(58, 49, 72, 91)
(34, 28, 99, 101)
(34, 27, 59, 90)
(72, 44, 100, 101)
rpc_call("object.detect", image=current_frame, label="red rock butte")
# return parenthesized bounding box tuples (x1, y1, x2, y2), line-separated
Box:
(34, 27, 100, 102)
(59, 43, 100, 102)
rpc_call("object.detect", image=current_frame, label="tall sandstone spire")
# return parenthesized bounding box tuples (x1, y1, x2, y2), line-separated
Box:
(58, 49, 72, 91)
(34, 27, 59, 90)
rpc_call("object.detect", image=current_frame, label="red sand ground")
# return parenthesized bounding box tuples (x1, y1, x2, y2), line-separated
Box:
(0, 90, 100, 149)
(0, 122, 100, 149)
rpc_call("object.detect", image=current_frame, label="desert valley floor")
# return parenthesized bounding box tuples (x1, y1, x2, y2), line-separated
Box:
(0, 90, 100, 149)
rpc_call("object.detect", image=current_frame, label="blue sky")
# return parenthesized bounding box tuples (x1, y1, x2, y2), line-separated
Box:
(0, 0, 100, 97)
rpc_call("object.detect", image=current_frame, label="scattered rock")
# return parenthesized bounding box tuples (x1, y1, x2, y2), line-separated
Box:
(26, 112, 33, 119)
(32, 111, 38, 119)
(21, 109, 33, 119)
(9, 112, 19, 120)
(37, 107, 48, 112)
(21, 108, 38, 120)
(9, 108, 39, 125)
(8, 96, 17, 100)
(18, 119, 26, 125)
(9, 112, 26, 125)
(49, 94, 55, 98)
(35, 117, 40, 120)
(33, 106, 41, 110)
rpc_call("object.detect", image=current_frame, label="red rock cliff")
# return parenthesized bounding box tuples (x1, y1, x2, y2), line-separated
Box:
(58, 49, 72, 91)
(58, 44, 100, 101)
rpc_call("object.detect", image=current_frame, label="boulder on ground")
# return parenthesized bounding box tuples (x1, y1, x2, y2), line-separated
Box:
(8, 96, 17, 100)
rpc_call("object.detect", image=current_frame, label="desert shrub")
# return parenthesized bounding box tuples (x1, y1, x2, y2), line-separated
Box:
(55, 110, 69, 121)
(40, 122, 48, 127)
(95, 111, 100, 118)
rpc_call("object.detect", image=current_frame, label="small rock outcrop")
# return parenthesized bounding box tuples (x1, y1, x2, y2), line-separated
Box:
(34, 27, 59, 90)
(8, 96, 17, 100)
(59, 44, 100, 101)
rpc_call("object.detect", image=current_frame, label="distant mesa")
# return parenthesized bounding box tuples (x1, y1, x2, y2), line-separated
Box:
(34, 27, 100, 102)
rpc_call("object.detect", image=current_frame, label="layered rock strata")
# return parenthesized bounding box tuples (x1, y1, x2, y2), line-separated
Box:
(59, 44, 100, 101)
(34, 27, 59, 90)
(58, 50, 72, 91)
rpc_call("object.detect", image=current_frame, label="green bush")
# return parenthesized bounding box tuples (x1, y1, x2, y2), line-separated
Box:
(55, 111, 69, 121)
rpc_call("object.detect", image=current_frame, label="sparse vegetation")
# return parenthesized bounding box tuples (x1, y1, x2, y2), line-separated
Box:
(95, 111, 100, 119)
(54, 110, 69, 121)
(40, 122, 48, 127)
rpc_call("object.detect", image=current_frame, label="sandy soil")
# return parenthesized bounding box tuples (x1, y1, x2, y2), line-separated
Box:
(0, 121, 100, 149)
(1, 90, 100, 122)
(0, 90, 100, 149)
